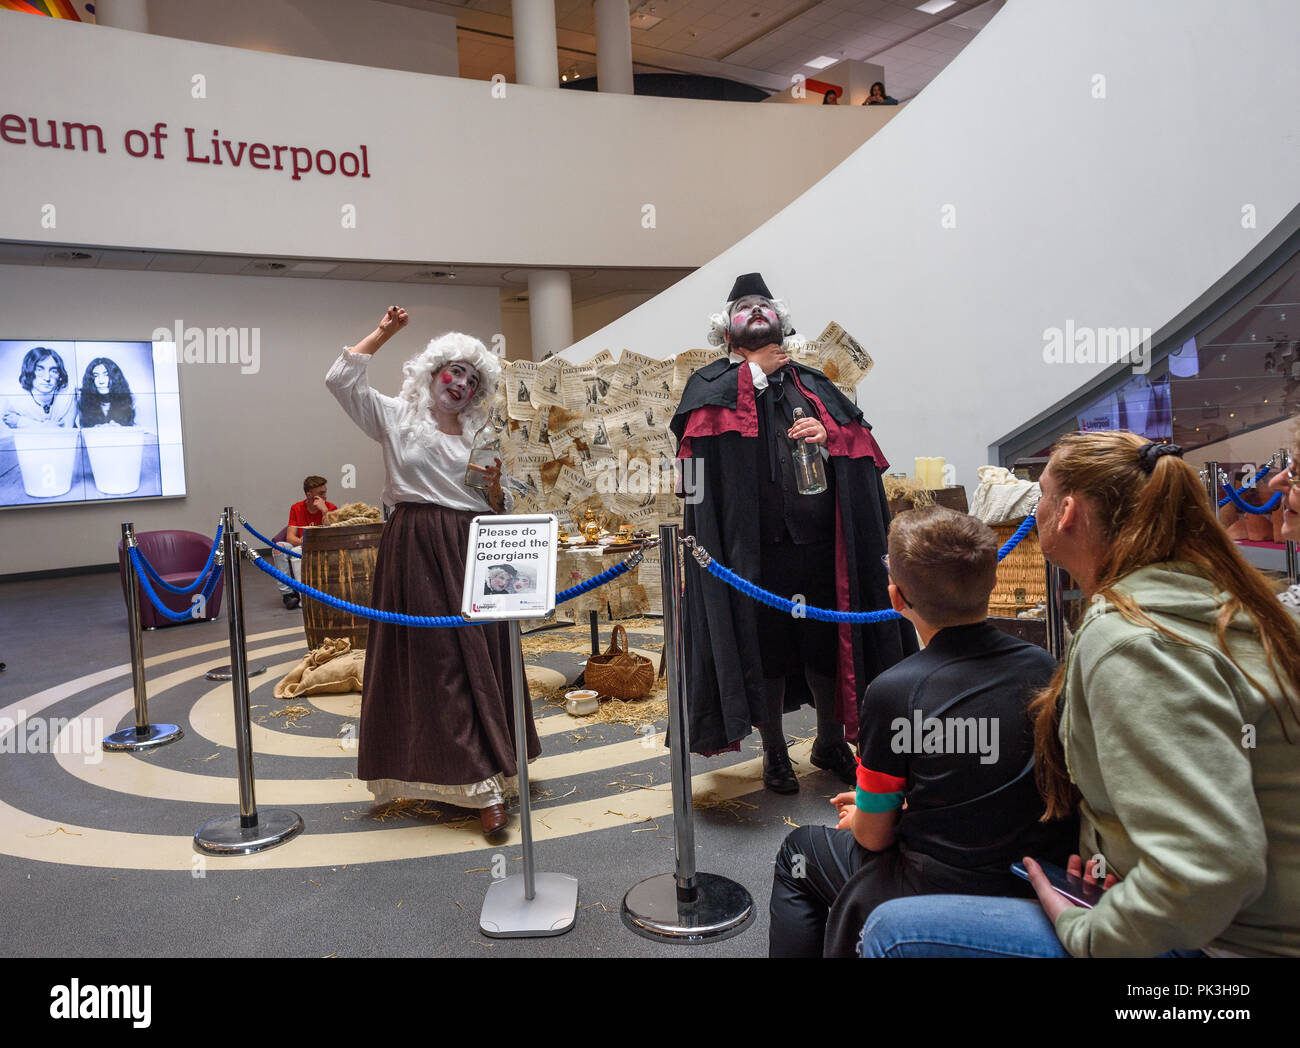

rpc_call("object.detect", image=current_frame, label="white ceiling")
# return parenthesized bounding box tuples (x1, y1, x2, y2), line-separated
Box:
(391, 0, 1006, 101)
(0, 240, 689, 303)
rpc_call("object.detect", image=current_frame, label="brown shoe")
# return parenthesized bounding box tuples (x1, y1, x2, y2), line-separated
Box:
(479, 803, 508, 836)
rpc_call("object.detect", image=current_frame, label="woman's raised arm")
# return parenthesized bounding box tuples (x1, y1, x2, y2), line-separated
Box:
(325, 306, 409, 441)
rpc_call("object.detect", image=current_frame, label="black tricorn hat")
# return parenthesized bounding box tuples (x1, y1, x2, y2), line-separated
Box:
(727, 272, 774, 303)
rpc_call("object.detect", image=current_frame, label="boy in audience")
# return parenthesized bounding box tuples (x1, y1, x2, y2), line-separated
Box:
(768, 506, 1076, 957)
(278, 475, 337, 609)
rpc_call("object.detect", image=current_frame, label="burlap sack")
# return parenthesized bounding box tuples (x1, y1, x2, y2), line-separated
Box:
(324, 501, 382, 527)
(275, 637, 366, 698)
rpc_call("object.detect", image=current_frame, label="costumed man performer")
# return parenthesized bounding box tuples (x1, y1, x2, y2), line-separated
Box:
(670, 273, 917, 793)
(326, 306, 540, 837)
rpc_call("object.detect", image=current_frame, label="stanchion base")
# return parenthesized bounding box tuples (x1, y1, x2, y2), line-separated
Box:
(621, 872, 753, 944)
(479, 872, 578, 939)
(203, 663, 267, 682)
(193, 808, 304, 855)
(103, 723, 183, 752)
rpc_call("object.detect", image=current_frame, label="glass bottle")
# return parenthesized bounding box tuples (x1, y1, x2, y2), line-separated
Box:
(464, 415, 503, 490)
(790, 407, 828, 494)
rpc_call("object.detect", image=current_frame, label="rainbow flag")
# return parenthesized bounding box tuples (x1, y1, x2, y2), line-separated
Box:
(0, 0, 93, 20)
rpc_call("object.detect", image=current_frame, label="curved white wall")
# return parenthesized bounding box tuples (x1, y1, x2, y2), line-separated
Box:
(565, 0, 1300, 490)
(0, 13, 898, 268)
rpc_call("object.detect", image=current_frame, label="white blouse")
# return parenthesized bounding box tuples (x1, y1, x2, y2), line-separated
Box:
(325, 349, 493, 513)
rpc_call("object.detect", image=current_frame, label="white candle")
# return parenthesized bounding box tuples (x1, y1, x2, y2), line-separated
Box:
(914, 457, 946, 489)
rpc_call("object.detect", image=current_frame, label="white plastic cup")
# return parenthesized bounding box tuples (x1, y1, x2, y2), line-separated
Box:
(13, 427, 79, 498)
(82, 425, 145, 494)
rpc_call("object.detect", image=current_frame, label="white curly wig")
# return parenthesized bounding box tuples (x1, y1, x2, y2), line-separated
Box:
(706, 296, 805, 353)
(397, 332, 500, 444)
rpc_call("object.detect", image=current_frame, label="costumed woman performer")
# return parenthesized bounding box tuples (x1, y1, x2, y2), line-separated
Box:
(670, 273, 917, 792)
(326, 306, 540, 837)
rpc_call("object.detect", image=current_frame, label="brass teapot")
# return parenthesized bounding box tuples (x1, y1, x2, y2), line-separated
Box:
(581, 507, 605, 543)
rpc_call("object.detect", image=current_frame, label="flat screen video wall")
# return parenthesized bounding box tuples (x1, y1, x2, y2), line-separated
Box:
(0, 340, 186, 509)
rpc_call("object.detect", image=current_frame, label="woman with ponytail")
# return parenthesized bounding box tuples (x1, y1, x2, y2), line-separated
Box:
(859, 430, 1300, 957)
(1268, 421, 1300, 606)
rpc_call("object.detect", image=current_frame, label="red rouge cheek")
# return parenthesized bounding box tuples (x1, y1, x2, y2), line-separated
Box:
(439, 371, 454, 384)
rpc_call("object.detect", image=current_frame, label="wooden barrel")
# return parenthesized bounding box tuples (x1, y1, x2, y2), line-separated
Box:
(300, 522, 384, 651)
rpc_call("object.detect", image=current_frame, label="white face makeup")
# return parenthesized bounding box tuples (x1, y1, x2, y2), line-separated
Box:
(433, 361, 480, 415)
(92, 364, 111, 395)
(728, 295, 780, 349)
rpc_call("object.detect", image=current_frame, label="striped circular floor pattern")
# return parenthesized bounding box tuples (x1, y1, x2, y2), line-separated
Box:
(0, 626, 798, 872)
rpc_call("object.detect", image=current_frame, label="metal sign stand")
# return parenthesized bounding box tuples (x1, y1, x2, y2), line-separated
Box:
(621, 523, 753, 943)
(104, 522, 184, 752)
(472, 513, 576, 938)
(1044, 563, 1067, 660)
(194, 508, 303, 855)
(480, 619, 578, 937)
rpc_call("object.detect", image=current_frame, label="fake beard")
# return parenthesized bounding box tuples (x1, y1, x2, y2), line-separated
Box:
(728, 311, 780, 352)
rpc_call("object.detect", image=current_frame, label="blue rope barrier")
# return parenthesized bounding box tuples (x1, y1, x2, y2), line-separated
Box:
(133, 523, 224, 595)
(247, 549, 635, 628)
(557, 559, 632, 602)
(241, 518, 301, 559)
(705, 558, 903, 623)
(129, 546, 223, 623)
(695, 514, 1039, 625)
(1220, 486, 1283, 515)
(996, 515, 1036, 561)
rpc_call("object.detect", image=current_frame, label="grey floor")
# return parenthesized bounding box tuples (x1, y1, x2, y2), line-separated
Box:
(0, 570, 848, 959)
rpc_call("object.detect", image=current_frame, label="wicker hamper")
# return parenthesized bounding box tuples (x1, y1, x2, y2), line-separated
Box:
(583, 624, 656, 700)
(989, 518, 1047, 617)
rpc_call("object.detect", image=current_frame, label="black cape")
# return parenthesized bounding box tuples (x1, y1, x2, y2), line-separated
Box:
(670, 357, 918, 754)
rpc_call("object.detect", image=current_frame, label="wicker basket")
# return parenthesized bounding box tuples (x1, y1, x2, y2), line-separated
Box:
(583, 624, 656, 700)
(989, 518, 1047, 617)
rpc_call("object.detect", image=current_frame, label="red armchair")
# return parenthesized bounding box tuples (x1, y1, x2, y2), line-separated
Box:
(118, 530, 226, 629)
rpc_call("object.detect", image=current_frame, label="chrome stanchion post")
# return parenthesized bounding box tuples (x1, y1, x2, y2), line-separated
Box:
(1205, 459, 1222, 512)
(194, 507, 303, 855)
(104, 522, 183, 752)
(1275, 448, 1298, 586)
(1045, 562, 1067, 660)
(621, 523, 754, 943)
(205, 512, 265, 681)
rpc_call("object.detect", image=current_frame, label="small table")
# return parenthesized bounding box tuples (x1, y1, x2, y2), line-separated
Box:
(555, 541, 652, 652)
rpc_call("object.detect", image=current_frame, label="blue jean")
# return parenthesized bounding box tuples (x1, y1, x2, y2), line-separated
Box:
(859, 895, 1207, 957)
(859, 895, 1071, 957)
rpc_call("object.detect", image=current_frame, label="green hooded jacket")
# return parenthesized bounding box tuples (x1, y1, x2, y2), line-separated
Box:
(1053, 561, 1300, 957)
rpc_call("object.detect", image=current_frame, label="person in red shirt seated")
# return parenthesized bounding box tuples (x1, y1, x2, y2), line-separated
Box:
(279, 475, 337, 609)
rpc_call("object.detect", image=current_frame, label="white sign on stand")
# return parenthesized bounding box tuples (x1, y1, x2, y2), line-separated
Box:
(461, 514, 559, 621)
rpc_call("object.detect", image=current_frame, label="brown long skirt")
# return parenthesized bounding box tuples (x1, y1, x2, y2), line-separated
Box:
(356, 502, 541, 788)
